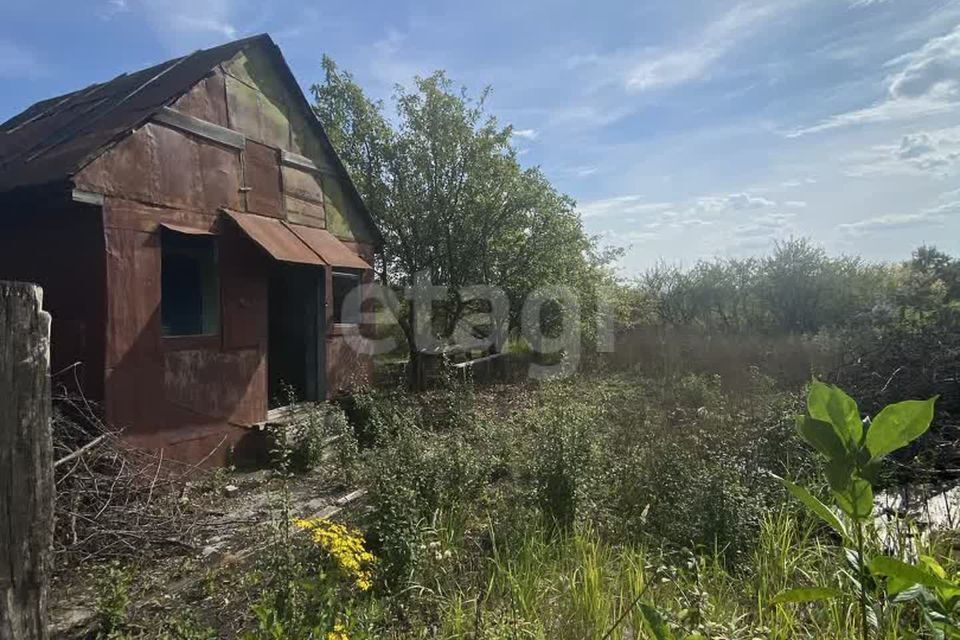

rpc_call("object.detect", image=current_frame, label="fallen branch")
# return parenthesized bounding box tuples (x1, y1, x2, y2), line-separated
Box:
(54, 434, 106, 468)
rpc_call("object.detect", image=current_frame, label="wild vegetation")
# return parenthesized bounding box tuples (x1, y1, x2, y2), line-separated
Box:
(52, 61, 960, 639)
(77, 355, 958, 638)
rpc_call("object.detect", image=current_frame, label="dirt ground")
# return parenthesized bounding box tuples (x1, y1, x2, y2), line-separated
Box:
(50, 465, 364, 639)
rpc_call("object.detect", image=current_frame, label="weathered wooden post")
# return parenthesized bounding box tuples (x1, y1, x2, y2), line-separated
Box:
(0, 282, 53, 640)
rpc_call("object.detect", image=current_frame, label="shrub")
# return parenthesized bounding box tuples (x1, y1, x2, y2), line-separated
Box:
(95, 562, 134, 639)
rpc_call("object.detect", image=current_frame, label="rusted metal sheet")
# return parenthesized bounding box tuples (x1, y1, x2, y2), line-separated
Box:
(163, 347, 266, 424)
(199, 142, 243, 211)
(222, 49, 291, 149)
(284, 194, 325, 227)
(104, 359, 165, 433)
(287, 222, 371, 270)
(223, 209, 323, 265)
(243, 140, 282, 217)
(103, 197, 217, 233)
(220, 216, 270, 356)
(326, 331, 374, 397)
(153, 123, 205, 210)
(281, 164, 324, 204)
(339, 240, 377, 266)
(224, 75, 263, 142)
(222, 275, 267, 349)
(75, 125, 159, 203)
(78, 120, 244, 219)
(122, 423, 247, 468)
(170, 69, 229, 127)
(103, 223, 161, 369)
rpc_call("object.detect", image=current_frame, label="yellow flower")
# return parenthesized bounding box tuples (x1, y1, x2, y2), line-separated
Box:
(294, 518, 376, 591)
(326, 622, 349, 640)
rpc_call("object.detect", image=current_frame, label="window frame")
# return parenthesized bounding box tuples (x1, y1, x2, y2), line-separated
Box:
(160, 228, 222, 339)
(331, 268, 364, 327)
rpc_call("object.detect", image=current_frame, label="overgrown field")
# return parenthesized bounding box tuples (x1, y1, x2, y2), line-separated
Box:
(80, 368, 958, 639)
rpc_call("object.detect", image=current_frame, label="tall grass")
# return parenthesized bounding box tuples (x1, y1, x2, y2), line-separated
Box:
(393, 509, 944, 639)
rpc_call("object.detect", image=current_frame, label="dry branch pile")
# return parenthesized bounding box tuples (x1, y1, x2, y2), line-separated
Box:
(51, 382, 216, 571)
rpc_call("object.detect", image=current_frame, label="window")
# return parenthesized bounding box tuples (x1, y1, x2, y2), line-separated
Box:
(161, 230, 220, 336)
(332, 269, 362, 325)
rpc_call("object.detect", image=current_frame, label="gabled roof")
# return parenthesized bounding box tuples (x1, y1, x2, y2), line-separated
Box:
(0, 34, 381, 246)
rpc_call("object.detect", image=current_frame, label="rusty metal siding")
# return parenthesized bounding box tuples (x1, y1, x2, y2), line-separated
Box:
(163, 347, 265, 424)
(171, 70, 229, 127)
(199, 142, 244, 211)
(101, 197, 268, 445)
(242, 141, 282, 217)
(281, 164, 325, 228)
(220, 221, 269, 352)
(326, 331, 374, 397)
(103, 222, 161, 369)
(76, 123, 244, 216)
(75, 125, 159, 204)
(154, 124, 204, 210)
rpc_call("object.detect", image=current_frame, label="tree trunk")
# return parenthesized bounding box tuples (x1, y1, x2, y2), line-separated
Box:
(0, 282, 53, 640)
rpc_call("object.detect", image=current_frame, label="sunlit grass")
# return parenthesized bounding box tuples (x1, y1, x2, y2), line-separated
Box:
(390, 509, 946, 640)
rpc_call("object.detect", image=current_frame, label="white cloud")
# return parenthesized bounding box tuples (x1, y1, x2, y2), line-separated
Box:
(692, 192, 776, 214)
(731, 212, 796, 237)
(887, 24, 960, 101)
(787, 95, 953, 137)
(578, 195, 673, 219)
(789, 24, 960, 137)
(579, 190, 781, 224)
(846, 125, 960, 176)
(0, 40, 46, 79)
(838, 200, 958, 235)
(625, 3, 779, 93)
(511, 128, 539, 140)
(785, 200, 808, 208)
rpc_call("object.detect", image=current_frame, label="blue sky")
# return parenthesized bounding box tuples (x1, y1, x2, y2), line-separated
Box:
(2, 0, 960, 275)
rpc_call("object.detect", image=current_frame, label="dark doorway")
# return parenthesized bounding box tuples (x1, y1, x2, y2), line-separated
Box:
(268, 264, 325, 407)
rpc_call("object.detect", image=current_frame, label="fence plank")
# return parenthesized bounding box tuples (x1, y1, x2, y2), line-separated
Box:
(0, 282, 53, 640)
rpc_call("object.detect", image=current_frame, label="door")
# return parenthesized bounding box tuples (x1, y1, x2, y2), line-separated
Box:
(267, 264, 325, 407)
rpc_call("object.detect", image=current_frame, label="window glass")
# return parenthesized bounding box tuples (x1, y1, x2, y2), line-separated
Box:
(161, 231, 220, 336)
(332, 269, 362, 325)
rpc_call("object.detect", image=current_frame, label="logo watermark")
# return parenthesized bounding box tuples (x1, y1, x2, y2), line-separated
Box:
(339, 271, 615, 380)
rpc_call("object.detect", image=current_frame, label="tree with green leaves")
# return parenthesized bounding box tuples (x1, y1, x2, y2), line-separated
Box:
(312, 57, 616, 383)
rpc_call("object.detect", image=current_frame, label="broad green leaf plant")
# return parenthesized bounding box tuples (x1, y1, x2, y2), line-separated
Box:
(776, 381, 938, 640)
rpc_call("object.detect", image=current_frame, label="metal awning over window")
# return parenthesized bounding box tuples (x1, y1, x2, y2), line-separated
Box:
(222, 209, 371, 270)
(287, 223, 371, 270)
(222, 209, 323, 266)
(159, 222, 216, 236)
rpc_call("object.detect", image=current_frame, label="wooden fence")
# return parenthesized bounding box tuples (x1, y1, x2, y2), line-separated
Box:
(0, 282, 54, 639)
